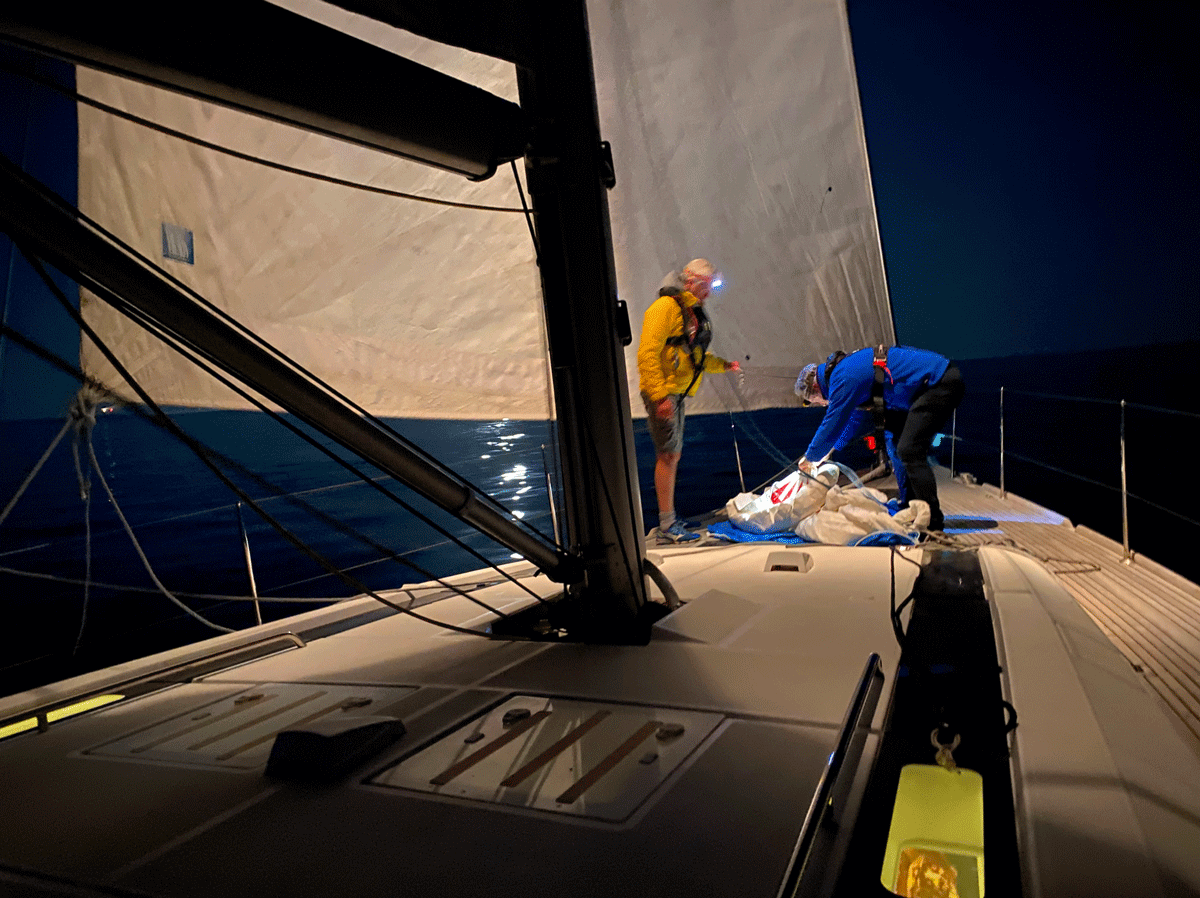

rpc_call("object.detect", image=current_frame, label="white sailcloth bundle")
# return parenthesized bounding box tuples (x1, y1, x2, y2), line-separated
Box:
(726, 464, 929, 544)
(795, 486, 929, 544)
(725, 463, 840, 534)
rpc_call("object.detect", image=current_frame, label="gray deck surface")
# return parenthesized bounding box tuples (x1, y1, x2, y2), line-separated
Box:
(934, 467, 1200, 752)
(3, 465, 1200, 897)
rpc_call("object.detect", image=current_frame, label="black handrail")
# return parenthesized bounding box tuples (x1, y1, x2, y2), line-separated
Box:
(776, 652, 885, 898)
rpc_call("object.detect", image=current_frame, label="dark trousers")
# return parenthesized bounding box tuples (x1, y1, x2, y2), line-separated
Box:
(889, 364, 965, 529)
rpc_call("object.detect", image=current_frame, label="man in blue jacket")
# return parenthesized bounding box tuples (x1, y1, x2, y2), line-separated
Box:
(794, 346, 965, 531)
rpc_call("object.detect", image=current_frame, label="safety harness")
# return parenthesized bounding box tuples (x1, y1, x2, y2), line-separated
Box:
(662, 288, 712, 396)
(824, 345, 894, 456)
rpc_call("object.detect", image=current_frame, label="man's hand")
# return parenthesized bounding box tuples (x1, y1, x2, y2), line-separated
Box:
(797, 458, 813, 476)
(656, 397, 675, 420)
(727, 360, 741, 372)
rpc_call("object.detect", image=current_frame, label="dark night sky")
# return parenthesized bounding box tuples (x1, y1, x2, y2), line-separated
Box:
(847, 0, 1199, 360)
(3, 3, 1198, 423)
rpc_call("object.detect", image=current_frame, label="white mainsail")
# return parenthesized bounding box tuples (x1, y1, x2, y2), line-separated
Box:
(593, 0, 894, 414)
(77, 0, 892, 420)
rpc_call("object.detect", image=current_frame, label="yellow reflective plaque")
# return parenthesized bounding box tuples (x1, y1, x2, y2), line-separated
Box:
(881, 764, 985, 897)
(0, 694, 124, 742)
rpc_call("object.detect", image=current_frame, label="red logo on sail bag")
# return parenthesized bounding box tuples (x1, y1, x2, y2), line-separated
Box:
(771, 480, 798, 504)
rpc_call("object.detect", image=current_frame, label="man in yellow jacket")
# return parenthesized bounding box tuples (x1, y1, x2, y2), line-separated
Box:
(638, 258, 740, 541)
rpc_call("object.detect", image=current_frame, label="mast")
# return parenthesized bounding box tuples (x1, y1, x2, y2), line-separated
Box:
(0, 0, 650, 636)
(514, 0, 652, 637)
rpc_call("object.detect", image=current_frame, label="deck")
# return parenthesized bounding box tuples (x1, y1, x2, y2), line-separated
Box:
(935, 466, 1200, 752)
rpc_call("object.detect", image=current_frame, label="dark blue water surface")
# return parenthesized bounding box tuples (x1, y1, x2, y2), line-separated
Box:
(2, 341, 1195, 697)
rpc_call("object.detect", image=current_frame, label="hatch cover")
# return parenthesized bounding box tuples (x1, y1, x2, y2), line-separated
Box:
(87, 683, 415, 770)
(370, 695, 722, 822)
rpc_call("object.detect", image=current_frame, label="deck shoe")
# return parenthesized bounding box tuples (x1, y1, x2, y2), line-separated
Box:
(659, 520, 700, 542)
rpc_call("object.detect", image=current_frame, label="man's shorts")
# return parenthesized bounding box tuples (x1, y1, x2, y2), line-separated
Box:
(642, 392, 685, 454)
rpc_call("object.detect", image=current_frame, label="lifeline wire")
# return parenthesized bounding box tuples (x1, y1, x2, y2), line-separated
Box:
(0, 565, 343, 603)
(0, 385, 472, 603)
(3, 297, 521, 622)
(1, 137, 556, 550)
(956, 432, 1200, 530)
(9, 266, 518, 639)
(0, 60, 527, 215)
(34, 326, 516, 633)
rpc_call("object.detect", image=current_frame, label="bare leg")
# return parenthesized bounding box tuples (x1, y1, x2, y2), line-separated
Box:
(655, 451, 681, 518)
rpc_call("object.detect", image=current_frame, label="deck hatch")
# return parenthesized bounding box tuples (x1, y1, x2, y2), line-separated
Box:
(85, 683, 415, 769)
(370, 695, 722, 822)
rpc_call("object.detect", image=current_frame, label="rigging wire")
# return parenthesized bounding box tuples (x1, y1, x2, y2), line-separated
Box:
(513, 165, 568, 562)
(728, 410, 746, 493)
(579, 410, 644, 604)
(705, 375, 800, 487)
(0, 423, 550, 600)
(7, 265, 519, 639)
(83, 426, 234, 634)
(2, 133, 557, 550)
(0, 419, 72, 529)
(508, 157, 566, 553)
(2, 306, 520, 622)
(78, 283, 549, 608)
(0, 565, 344, 603)
(70, 389, 98, 651)
(510, 160, 541, 262)
(0, 60, 528, 215)
(0, 66, 574, 626)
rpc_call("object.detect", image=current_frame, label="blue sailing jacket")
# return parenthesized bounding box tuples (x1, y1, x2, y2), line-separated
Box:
(804, 346, 950, 464)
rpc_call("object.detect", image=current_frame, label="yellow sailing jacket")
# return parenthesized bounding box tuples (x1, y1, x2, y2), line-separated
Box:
(637, 290, 731, 403)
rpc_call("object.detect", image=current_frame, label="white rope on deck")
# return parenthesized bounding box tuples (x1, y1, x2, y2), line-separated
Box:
(83, 426, 233, 634)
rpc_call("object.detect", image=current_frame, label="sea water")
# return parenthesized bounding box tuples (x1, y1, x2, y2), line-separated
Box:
(2, 342, 1195, 697)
